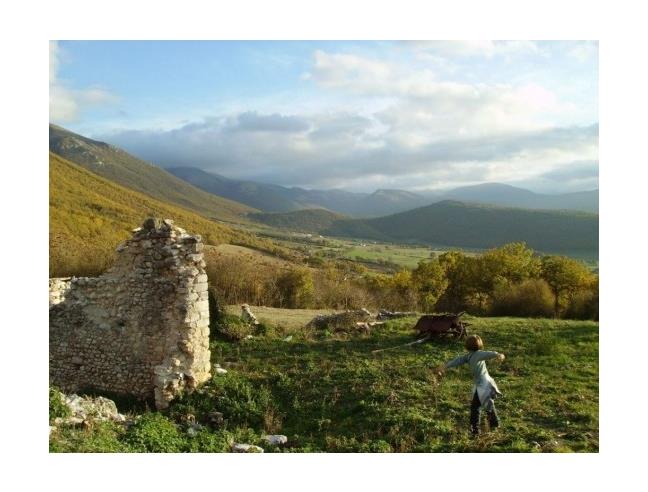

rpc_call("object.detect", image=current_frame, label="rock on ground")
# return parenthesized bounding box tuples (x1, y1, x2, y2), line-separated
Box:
(57, 392, 126, 424)
(241, 304, 260, 326)
(232, 443, 264, 453)
(263, 434, 288, 446)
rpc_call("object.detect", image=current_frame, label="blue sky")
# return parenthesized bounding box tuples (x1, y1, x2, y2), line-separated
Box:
(50, 40, 598, 192)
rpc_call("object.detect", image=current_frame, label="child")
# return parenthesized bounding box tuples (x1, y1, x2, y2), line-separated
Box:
(436, 334, 505, 436)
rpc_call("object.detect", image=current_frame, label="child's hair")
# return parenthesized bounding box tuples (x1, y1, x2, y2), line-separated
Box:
(465, 334, 483, 351)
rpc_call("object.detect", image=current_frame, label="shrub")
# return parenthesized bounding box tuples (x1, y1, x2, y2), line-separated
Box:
(49, 421, 128, 452)
(123, 413, 186, 452)
(183, 429, 233, 452)
(208, 288, 223, 325)
(490, 279, 554, 318)
(211, 313, 253, 341)
(564, 289, 599, 320)
(276, 268, 315, 308)
(209, 375, 275, 430)
(170, 373, 277, 431)
(49, 387, 71, 421)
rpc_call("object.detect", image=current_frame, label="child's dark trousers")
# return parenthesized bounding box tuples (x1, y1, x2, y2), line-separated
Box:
(470, 391, 499, 435)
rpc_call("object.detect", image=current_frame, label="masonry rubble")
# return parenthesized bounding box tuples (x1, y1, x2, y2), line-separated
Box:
(263, 434, 288, 446)
(49, 218, 211, 409)
(232, 443, 264, 453)
(52, 391, 127, 426)
(241, 304, 260, 325)
(306, 308, 373, 331)
(377, 309, 417, 320)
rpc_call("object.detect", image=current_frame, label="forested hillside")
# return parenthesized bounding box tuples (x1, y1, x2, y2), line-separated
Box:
(250, 209, 347, 233)
(324, 200, 598, 255)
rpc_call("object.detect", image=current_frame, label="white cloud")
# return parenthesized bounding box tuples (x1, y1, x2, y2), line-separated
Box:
(306, 50, 571, 146)
(96, 45, 596, 194)
(103, 112, 597, 192)
(49, 41, 117, 123)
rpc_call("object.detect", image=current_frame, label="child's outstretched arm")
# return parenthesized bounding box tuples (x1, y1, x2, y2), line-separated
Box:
(472, 351, 505, 362)
(435, 353, 470, 376)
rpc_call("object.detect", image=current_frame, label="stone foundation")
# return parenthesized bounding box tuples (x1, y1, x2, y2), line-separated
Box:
(49, 218, 211, 409)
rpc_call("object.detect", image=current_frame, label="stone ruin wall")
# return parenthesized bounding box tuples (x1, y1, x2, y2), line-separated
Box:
(49, 218, 211, 409)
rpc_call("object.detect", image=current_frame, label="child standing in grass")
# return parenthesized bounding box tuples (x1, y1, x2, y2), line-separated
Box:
(436, 334, 505, 436)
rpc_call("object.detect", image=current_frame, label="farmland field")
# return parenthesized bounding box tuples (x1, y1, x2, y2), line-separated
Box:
(341, 244, 455, 269)
(50, 312, 599, 452)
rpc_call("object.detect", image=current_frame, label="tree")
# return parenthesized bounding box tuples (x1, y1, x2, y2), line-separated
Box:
(480, 242, 541, 290)
(541, 255, 593, 317)
(436, 251, 480, 312)
(276, 267, 315, 308)
(412, 258, 448, 312)
(390, 270, 418, 311)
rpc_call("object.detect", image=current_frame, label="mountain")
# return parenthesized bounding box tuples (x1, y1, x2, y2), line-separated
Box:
(341, 189, 429, 217)
(166, 166, 428, 216)
(439, 183, 598, 213)
(166, 166, 597, 217)
(49, 152, 261, 277)
(250, 209, 347, 233)
(317, 200, 598, 255)
(166, 166, 303, 213)
(49, 125, 257, 223)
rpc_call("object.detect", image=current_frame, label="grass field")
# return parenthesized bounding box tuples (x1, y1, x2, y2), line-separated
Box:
(237, 224, 598, 272)
(50, 312, 598, 453)
(342, 244, 455, 269)
(223, 305, 339, 331)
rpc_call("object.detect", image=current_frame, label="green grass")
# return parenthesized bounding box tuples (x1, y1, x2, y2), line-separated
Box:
(223, 305, 339, 332)
(50, 314, 598, 452)
(342, 244, 455, 269)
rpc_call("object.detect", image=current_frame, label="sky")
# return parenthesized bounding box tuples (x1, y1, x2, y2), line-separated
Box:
(50, 40, 598, 193)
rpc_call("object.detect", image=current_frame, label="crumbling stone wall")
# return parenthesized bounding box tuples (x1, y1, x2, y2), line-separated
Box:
(49, 218, 211, 409)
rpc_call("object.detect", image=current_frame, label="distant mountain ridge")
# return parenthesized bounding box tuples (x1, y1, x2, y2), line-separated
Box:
(166, 166, 427, 216)
(438, 183, 598, 213)
(167, 166, 598, 216)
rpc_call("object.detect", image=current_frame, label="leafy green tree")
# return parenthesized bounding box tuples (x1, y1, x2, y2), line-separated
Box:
(276, 267, 315, 308)
(541, 255, 594, 317)
(480, 242, 541, 289)
(436, 251, 481, 312)
(412, 258, 448, 312)
(390, 269, 418, 310)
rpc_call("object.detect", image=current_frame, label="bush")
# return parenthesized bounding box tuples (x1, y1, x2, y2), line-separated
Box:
(208, 288, 223, 325)
(490, 279, 554, 318)
(123, 413, 186, 452)
(211, 313, 254, 341)
(276, 268, 315, 308)
(564, 289, 599, 320)
(170, 373, 277, 431)
(183, 429, 234, 452)
(49, 387, 71, 421)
